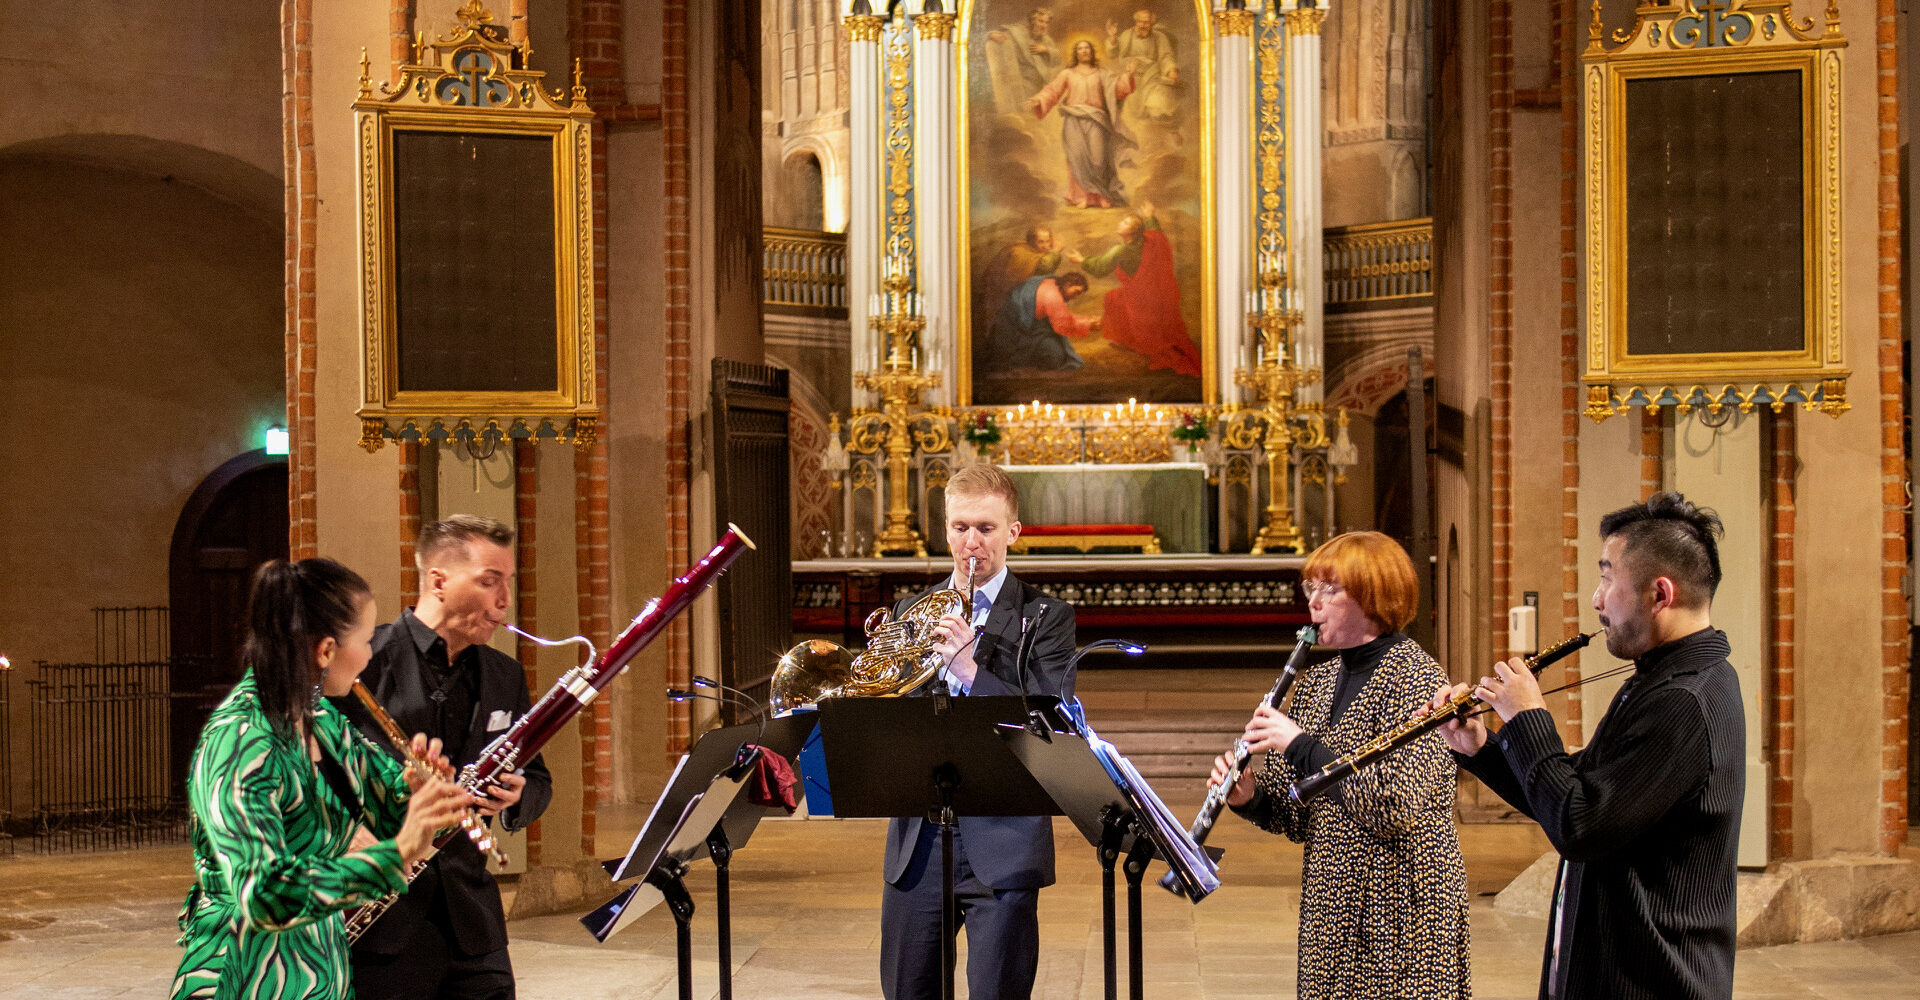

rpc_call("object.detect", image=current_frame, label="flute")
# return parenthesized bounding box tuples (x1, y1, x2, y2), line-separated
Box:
(1289, 629, 1601, 804)
(1158, 624, 1318, 895)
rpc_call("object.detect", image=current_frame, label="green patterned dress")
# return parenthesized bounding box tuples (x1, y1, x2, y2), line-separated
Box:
(172, 673, 413, 1000)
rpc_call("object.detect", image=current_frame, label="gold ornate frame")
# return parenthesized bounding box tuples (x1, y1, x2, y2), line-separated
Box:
(1582, 0, 1847, 420)
(955, 0, 1218, 406)
(353, 2, 597, 450)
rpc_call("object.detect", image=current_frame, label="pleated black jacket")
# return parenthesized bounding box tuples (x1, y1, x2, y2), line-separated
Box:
(1459, 628, 1744, 1000)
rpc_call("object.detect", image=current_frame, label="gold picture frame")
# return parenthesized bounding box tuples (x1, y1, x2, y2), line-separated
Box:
(957, 0, 1218, 407)
(353, 2, 597, 450)
(1582, 0, 1848, 420)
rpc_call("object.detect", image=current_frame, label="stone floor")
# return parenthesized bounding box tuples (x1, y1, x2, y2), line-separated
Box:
(3, 803, 1918, 999)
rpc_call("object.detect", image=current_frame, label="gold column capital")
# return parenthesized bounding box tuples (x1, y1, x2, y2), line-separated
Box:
(1213, 10, 1256, 37)
(913, 12, 955, 41)
(1284, 7, 1327, 35)
(845, 14, 885, 43)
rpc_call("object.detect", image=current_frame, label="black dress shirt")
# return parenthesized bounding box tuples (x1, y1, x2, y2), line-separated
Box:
(1458, 628, 1745, 1000)
(332, 608, 554, 958)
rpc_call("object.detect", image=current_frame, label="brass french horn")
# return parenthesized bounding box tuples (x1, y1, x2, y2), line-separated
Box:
(770, 575, 972, 715)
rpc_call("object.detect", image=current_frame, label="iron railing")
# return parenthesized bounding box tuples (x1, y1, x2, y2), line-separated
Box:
(1323, 217, 1434, 307)
(762, 226, 848, 315)
(23, 660, 187, 852)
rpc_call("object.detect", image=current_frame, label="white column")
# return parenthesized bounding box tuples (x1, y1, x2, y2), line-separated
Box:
(1285, 2, 1327, 403)
(846, 10, 887, 402)
(913, 8, 957, 407)
(1214, 7, 1255, 406)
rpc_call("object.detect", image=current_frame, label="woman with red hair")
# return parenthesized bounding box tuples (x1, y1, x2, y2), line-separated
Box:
(1210, 531, 1470, 999)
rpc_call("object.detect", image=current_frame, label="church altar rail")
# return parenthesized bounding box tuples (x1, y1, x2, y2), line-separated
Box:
(792, 555, 1309, 664)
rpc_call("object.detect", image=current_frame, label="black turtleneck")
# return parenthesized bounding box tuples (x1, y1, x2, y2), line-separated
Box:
(1283, 631, 1406, 776)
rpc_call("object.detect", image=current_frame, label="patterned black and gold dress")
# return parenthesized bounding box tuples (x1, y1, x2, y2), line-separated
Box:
(171, 672, 413, 1000)
(1232, 633, 1471, 1000)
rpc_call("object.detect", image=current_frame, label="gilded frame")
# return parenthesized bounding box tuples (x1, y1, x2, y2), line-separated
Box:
(1582, 0, 1847, 420)
(353, 4, 597, 450)
(956, 0, 1218, 406)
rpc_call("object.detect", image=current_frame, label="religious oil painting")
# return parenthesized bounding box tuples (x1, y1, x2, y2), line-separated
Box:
(961, 0, 1212, 406)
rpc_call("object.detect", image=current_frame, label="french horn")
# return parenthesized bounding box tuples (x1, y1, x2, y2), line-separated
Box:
(770, 568, 974, 715)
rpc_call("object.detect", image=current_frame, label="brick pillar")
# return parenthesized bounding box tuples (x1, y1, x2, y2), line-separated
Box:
(573, 0, 620, 859)
(1639, 409, 1664, 501)
(389, 0, 413, 79)
(283, 0, 318, 560)
(399, 440, 421, 608)
(1554, 0, 1583, 743)
(513, 438, 542, 865)
(662, 0, 694, 759)
(1769, 409, 1798, 860)
(1487, 0, 1514, 662)
(1876, 0, 1910, 854)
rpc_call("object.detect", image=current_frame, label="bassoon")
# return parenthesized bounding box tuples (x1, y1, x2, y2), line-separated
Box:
(1289, 629, 1599, 805)
(1158, 624, 1317, 895)
(345, 525, 756, 941)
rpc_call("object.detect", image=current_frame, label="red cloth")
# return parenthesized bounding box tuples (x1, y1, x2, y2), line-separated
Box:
(1023, 523, 1155, 536)
(744, 745, 799, 813)
(1100, 229, 1201, 376)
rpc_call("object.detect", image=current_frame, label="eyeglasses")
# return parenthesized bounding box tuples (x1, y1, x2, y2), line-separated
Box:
(1302, 580, 1344, 601)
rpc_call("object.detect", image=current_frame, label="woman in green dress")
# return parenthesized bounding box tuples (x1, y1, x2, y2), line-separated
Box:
(172, 558, 471, 1000)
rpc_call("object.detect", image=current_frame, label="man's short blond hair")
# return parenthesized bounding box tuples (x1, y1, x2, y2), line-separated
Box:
(417, 514, 515, 568)
(945, 463, 1020, 521)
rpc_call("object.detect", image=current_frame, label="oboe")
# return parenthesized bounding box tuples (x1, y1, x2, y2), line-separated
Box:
(1290, 629, 1601, 804)
(1158, 624, 1318, 895)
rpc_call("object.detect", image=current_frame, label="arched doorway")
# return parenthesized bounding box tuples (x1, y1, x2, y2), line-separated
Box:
(167, 450, 288, 787)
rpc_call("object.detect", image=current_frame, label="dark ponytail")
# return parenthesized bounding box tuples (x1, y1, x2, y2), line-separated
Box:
(244, 557, 373, 738)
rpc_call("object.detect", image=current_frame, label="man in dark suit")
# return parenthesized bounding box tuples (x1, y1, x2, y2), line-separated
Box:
(337, 514, 553, 1000)
(880, 464, 1077, 1000)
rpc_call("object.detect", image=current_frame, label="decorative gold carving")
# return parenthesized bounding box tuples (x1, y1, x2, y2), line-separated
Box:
(1283, 7, 1327, 36)
(1256, 18, 1287, 268)
(1581, 0, 1847, 422)
(353, 3, 597, 450)
(845, 14, 885, 43)
(1214, 10, 1255, 37)
(913, 12, 955, 41)
(884, 28, 915, 267)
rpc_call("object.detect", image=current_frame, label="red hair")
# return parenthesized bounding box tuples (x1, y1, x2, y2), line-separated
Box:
(1301, 531, 1419, 633)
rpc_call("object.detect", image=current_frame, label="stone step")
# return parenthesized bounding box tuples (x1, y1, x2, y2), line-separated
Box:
(1083, 708, 1252, 733)
(1098, 729, 1243, 755)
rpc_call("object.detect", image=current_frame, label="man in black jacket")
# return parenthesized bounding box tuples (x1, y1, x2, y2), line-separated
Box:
(879, 463, 1077, 1000)
(338, 514, 553, 1000)
(1434, 492, 1744, 1000)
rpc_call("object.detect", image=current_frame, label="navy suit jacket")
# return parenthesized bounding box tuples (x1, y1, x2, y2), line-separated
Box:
(880, 571, 1077, 890)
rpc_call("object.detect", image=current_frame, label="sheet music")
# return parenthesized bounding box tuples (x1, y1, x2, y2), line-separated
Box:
(611, 751, 692, 881)
(1088, 734, 1221, 900)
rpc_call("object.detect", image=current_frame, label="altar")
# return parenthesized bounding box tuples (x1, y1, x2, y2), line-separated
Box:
(1008, 462, 1209, 554)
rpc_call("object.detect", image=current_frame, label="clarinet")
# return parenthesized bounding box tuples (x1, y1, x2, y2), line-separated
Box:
(345, 525, 756, 941)
(1158, 624, 1317, 895)
(1289, 629, 1600, 805)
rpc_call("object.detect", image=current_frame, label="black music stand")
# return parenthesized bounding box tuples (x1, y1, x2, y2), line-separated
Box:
(1001, 721, 1220, 1000)
(581, 712, 815, 1000)
(815, 695, 1060, 1000)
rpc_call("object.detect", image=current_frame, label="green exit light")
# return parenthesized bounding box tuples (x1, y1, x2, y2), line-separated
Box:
(264, 426, 289, 456)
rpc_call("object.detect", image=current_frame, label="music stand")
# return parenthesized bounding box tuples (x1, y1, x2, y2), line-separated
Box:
(582, 712, 816, 1000)
(815, 695, 1060, 1000)
(1001, 719, 1220, 1000)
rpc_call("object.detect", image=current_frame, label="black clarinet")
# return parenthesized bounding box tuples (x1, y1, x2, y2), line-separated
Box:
(1290, 629, 1600, 804)
(1158, 624, 1318, 895)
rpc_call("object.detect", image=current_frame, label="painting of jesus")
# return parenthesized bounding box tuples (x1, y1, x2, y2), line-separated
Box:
(962, 0, 1213, 407)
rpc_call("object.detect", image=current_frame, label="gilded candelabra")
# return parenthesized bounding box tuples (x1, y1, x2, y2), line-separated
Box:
(1225, 265, 1327, 554)
(848, 268, 951, 556)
